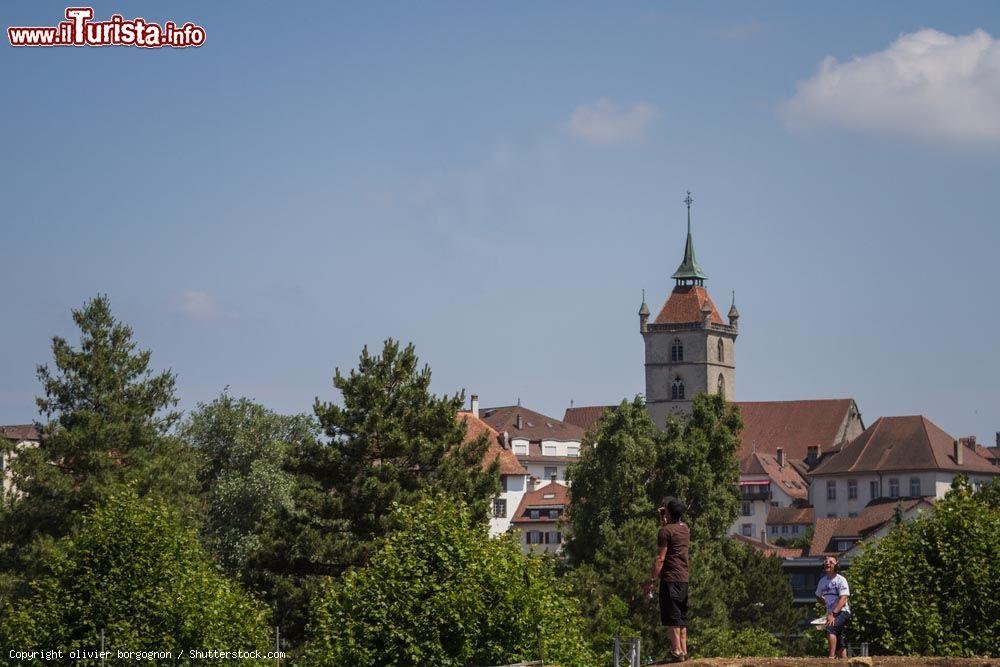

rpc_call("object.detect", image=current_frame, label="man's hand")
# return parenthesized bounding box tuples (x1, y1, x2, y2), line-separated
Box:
(827, 612, 835, 626)
(643, 581, 655, 597)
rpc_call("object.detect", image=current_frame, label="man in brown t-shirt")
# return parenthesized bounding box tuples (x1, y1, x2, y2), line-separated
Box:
(643, 497, 690, 662)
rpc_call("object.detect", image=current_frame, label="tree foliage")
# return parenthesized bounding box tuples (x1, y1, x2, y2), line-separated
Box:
(304, 495, 596, 667)
(0, 491, 271, 665)
(181, 393, 317, 575)
(252, 339, 499, 642)
(0, 296, 199, 578)
(849, 477, 999, 657)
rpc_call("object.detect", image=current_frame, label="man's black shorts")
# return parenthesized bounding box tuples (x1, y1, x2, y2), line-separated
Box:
(659, 580, 688, 627)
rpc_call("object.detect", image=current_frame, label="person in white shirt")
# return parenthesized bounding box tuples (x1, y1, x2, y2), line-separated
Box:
(815, 556, 851, 659)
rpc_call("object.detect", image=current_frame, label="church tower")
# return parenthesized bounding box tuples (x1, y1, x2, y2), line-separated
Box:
(640, 192, 738, 426)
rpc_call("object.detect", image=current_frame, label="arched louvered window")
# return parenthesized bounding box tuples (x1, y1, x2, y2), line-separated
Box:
(717, 373, 726, 400)
(671, 338, 683, 362)
(717, 338, 725, 363)
(671, 377, 685, 400)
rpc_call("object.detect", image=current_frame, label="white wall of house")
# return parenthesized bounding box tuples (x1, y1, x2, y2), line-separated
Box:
(524, 462, 569, 485)
(1, 439, 37, 496)
(811, 470, 999, 518)
(489, 473, 527, 536)
(728, 479, 798, 539)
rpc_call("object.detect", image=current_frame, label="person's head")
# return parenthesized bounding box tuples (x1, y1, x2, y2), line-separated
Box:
(659, 497, 685, 523)
(823, 556, 838, 574)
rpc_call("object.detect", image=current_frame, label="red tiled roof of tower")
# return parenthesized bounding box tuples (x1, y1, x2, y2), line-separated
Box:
(562, 405, 614, 432)
(457, 412, 527, 477)
(734, 399, 857, 462)
(479, 405, 584, 443)
(653, 285, 723, 325)
(811, 415, 998, 476)
(510, 482, 570, 524)
(1, 425, 40, 441)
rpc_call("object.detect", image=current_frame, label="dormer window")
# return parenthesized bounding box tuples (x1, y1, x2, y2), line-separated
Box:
(671, 377, 685, 400)
(671, 338, 684, 362)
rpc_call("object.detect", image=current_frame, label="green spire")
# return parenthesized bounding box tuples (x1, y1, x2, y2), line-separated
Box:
(671, 191, 707, 283)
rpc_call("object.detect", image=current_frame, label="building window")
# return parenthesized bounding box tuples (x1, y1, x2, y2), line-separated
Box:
(770, 525, 778, 534)
(544, 531, 562, 545)
(793, 525, 800, 534)
(530, 509, 539, 520)
(717, 374, 725, 400)
(548, 509, 559, 519)
(889, 478, 899, 498)
(542, 443, 557, 456)
(741, 501, 754, 516)
(671, 377, 685, 400)
(910, 477, 921, 497)
(493, 498, 506, 518)
(781, 525, 788, 534)
(671, 338, 684, 362)
(514, 442, 528, 455)
(500, 475, 509, 492)
(870, 480, 879, 500)
(826, 480, 836, 500)
(848, 480, 858, 500)
(566, 445, 579, 458)
(848, 512, 858, 518)
(544, 466, 557, 480)
(838, 540, 855, 552)
(717, 338, 724, 363)
(741, 524, 752, 537)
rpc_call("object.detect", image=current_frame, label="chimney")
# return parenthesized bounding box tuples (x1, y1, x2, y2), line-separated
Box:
(501, 431, 510, 449)
(953, 439, 963, 465)
(776, 447, 785, 468)
(470, 394, 479, 418)
(528, 476, 538, 492)
(550, 473, 557, 484)
(760, 529, 767, 545)
(515, 413, 523, 430)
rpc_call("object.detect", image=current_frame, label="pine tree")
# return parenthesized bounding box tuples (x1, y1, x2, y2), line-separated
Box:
(0, 296, 199, 577)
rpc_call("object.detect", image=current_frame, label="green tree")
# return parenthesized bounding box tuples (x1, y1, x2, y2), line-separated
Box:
(0, 296, 199, 578)
(181, 393, 317, 574)
(849, 477, 999, 657)
(253, 339, 499, 643)
(0, 490, 271, 666)
(304, 495, 596, 667)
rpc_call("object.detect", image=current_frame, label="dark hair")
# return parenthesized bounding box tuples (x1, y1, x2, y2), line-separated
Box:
(661, 497, 685, 521)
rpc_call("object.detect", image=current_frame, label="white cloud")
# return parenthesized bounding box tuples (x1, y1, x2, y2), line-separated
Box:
(175, 291, 223, 322)
(782, 29, 1000, 144)
(567, 98, 657, 145)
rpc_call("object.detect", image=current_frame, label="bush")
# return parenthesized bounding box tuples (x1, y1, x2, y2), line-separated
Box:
(849, 478, 999, 657)
(689, 626, 781, 658)
(304, 495, 596, 666)
(0, 491, 271, 665)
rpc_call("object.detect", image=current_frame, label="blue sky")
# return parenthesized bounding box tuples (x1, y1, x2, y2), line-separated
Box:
(2, 2, 999, 444)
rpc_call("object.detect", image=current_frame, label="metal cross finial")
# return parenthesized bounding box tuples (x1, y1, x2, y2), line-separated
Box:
(642, 288, 646, 302)
(684, 190, 693, 234)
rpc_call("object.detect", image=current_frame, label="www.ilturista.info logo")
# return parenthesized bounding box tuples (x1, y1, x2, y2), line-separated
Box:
(8, 7, 205, 48)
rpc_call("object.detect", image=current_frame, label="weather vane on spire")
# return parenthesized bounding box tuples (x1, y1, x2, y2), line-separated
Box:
(684, 190, 694, 234)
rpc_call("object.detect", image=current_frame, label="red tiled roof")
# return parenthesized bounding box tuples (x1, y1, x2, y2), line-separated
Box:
(562, 405, 614, 432)
(808, 498, 933, 556)
(480, 405, 584, 443)
(734, 399, 858, 462)
(811, 415, 1000, 476)
(731, 534, 804, 559)
(973, 444, 1000, 463)
(457, 412, 528, 477)
(653, 285, 723, 325)
(1, 425, 40, 441)
(510, 482, 569, 524)
(740, 451, 809, 500)
(766, 506, 815, 525)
